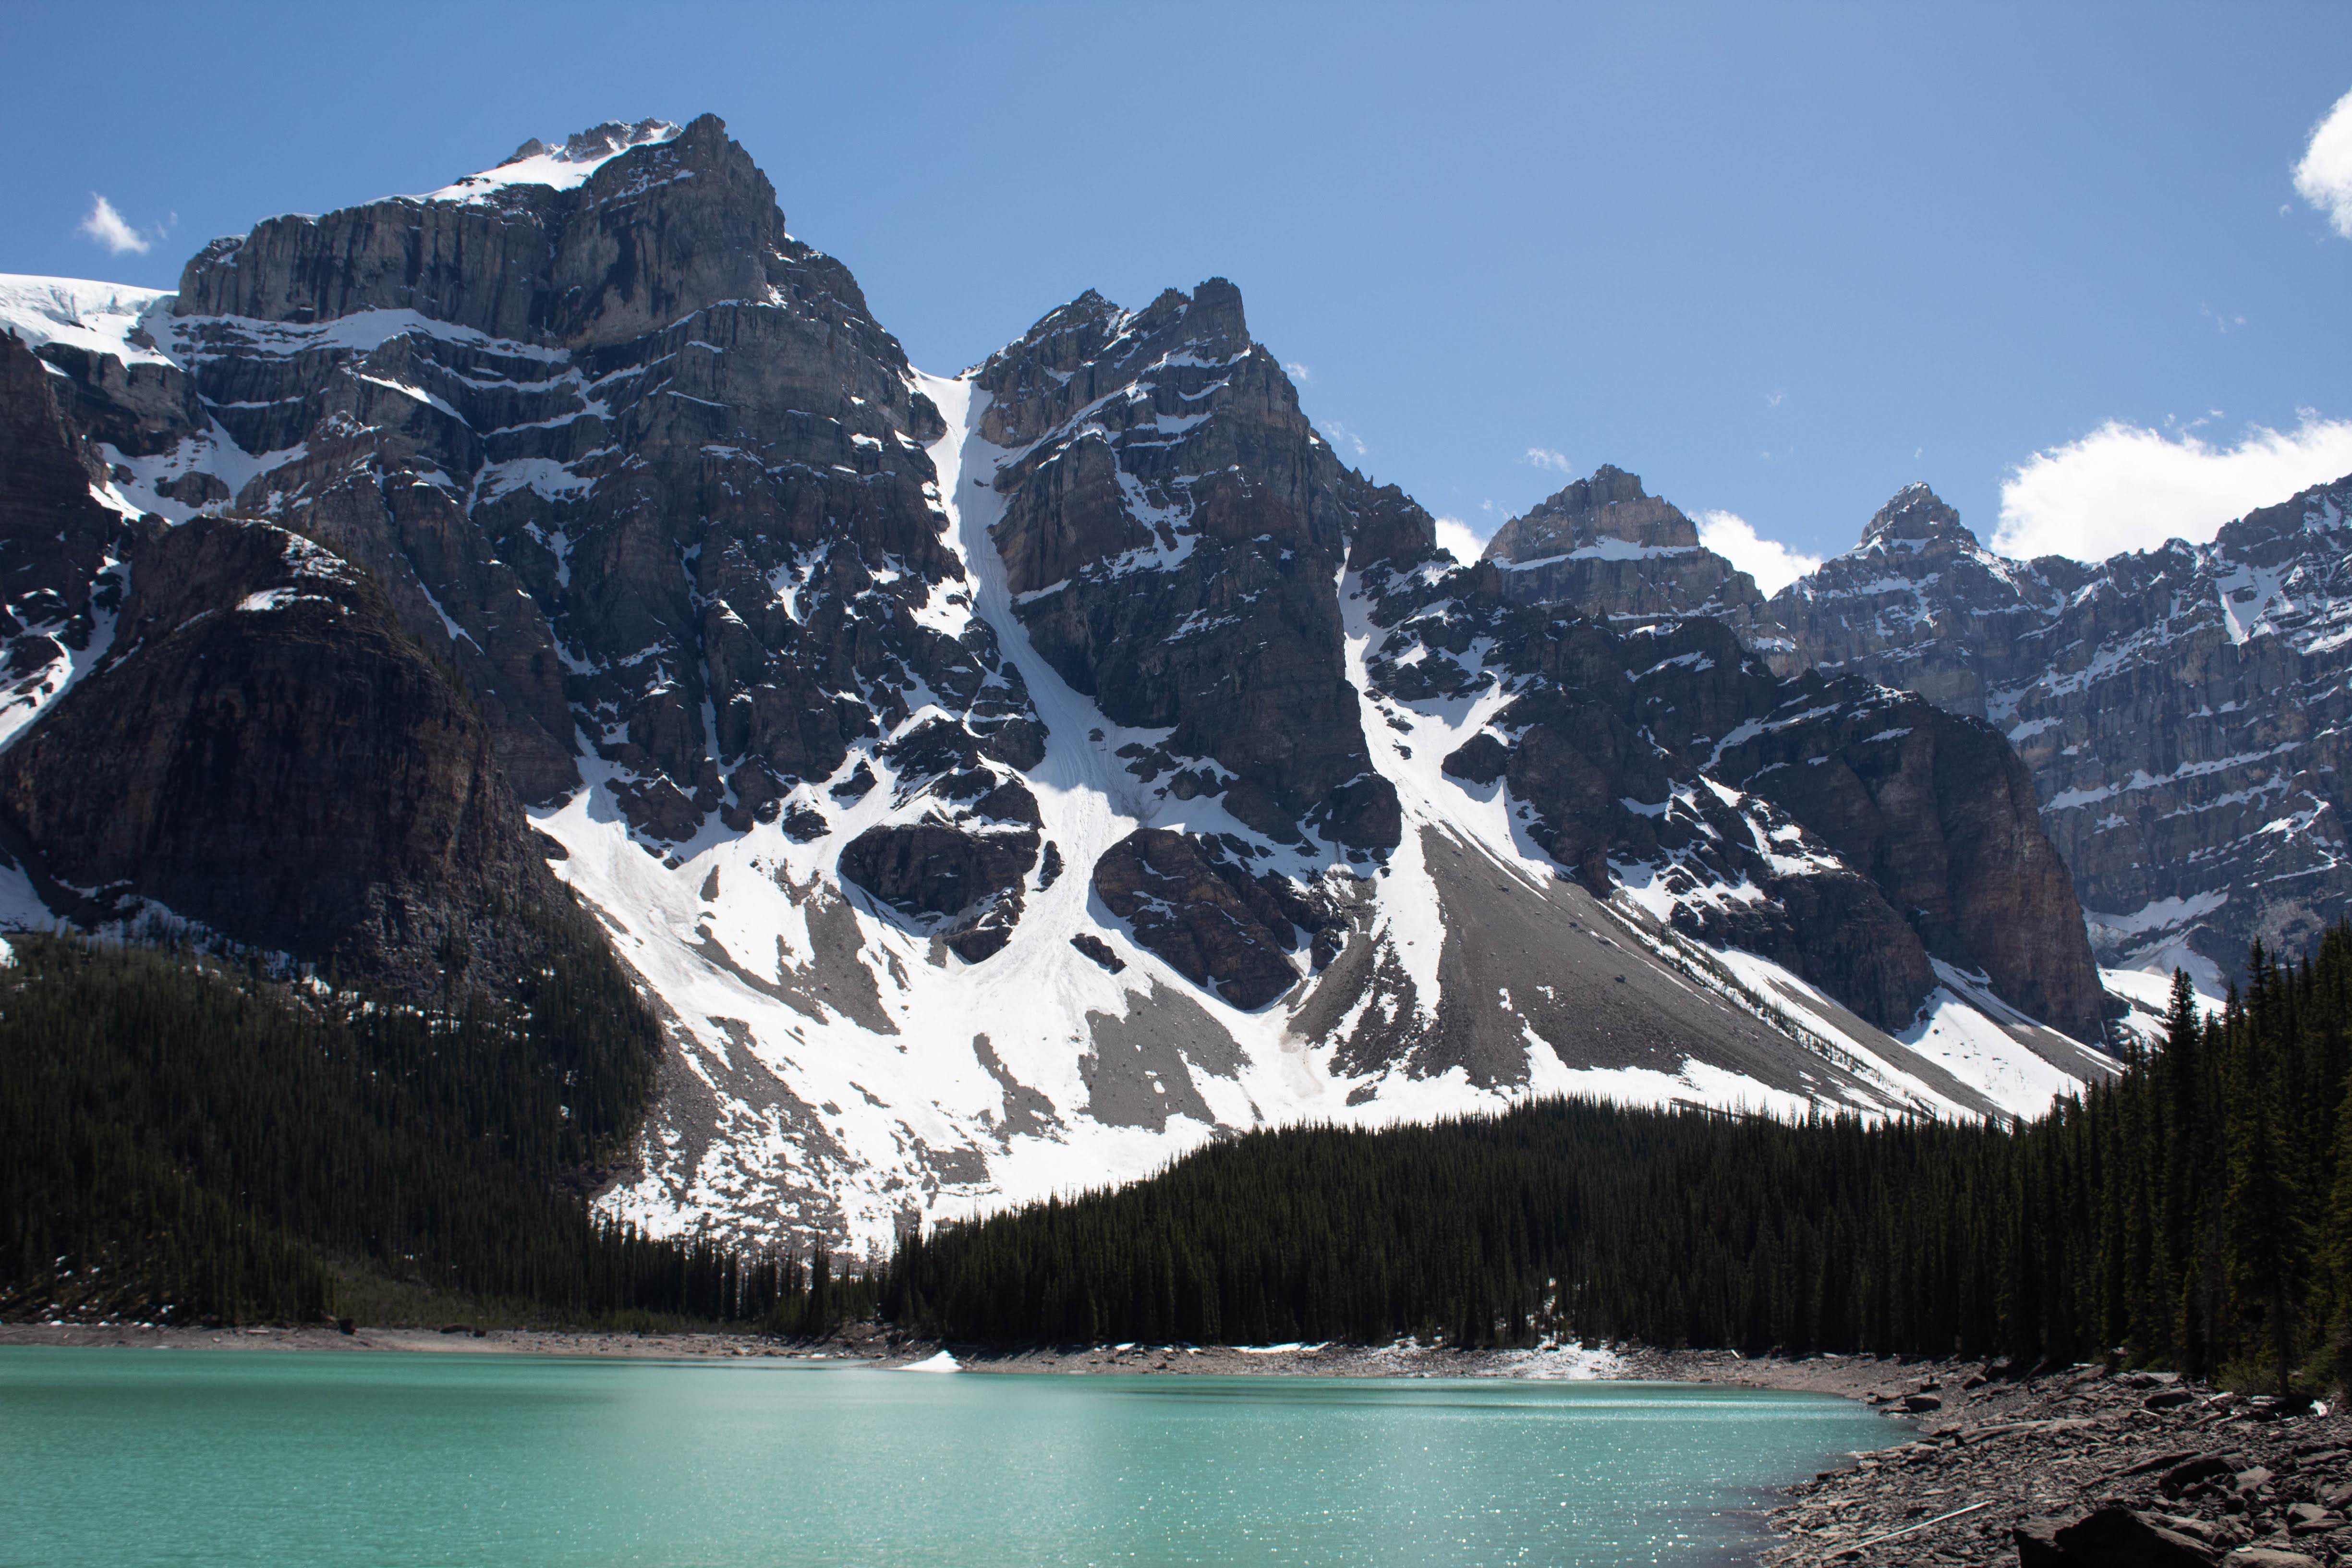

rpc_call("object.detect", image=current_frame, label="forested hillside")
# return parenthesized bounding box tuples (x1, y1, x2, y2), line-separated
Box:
(0, 934, 864, 1331)
(885, 928, 2352, 1392)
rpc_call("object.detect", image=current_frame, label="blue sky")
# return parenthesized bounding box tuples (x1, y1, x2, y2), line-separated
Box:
(7, 1, 2352, 582)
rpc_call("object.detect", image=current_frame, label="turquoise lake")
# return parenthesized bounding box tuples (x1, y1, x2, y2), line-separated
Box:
(0, 1349, 1893, 1567)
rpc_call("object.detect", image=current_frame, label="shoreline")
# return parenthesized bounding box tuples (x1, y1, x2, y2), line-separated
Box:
(9, 1324, 2349, 1564)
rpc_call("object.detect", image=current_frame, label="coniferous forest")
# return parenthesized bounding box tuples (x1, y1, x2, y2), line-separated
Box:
(15, 916, 2352, 1392)
(0, 933, 868, 1332)
(883, 927, 2352, 1393)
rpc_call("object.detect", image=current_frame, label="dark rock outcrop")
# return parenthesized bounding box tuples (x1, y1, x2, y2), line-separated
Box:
(0, 515, 563, 1000)
(837, 819, 1040, 962)
(1362, 558, 2105, 1038)
(1709, 676, 2110, 1043)
(1091, 829, 1308, 1009)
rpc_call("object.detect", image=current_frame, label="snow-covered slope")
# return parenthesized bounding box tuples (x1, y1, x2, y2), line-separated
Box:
(542, 368, 2116, 1251)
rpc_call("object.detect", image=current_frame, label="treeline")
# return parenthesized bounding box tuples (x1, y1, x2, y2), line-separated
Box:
(0, 933, 867, 1331)
(883, 926, 2352, 1393)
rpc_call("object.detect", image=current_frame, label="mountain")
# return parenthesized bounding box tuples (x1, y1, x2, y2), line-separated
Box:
(0, 116, 2118, 1254)
(1761, 480, 2352, 991)
(1483, 464, 1768, 632)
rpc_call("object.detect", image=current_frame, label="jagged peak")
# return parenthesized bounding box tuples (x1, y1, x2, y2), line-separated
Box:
(423, 117, 686, 204)
(1487, 464, 1699, 559)
(1859, 482, 1974, 547)
(986, 278, 1257, 390)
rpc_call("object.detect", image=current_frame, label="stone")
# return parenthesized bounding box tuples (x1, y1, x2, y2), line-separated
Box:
(836, 820, 1039, 962)
(1091, 829, 1301, 1009)
(2052, 1505, 2222, 1566)
(975, 280, 1423, 850)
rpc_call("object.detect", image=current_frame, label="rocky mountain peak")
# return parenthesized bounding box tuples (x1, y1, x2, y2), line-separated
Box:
(0, 118, 2134, 1255)
(1485, 465, 1700, 561)
(1475, 465, 1763, 632)
(499, 118, 681, 172)
(1859, 482, 1971, 547)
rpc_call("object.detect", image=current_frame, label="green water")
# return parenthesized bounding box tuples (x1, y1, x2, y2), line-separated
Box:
(0, 1349, 1893, 1567)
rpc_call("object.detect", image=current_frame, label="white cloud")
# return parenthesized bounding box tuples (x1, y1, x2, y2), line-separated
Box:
(1283, 361, 1312, 383)
(77, 193, 150, 255)
(1318, 419, 1367, 458)
(1994, 414, 2352, 562)
(1525, 447, 1572, 473)
(1433, 514, 1487, 564)
(1695, 510, 1821, 595)
(2294, 87, 2352, 237)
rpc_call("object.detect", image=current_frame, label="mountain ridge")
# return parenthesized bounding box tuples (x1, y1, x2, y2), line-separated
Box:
(0, 115, 2123, 1253)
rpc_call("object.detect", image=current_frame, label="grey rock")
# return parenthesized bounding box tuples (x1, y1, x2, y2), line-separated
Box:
(1483, 464, 1768, 632)
(1763, 478, 2352, 983)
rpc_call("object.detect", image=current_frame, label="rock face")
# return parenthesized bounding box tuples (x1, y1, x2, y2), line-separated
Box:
(1361, 559, 2109, 1042)
(976, 282, 1416, 851)
(0, 515, 563, 1000)
(0, 119, 2129, 1253)
(106, 114, 1039, 855)
(0, 330, 132, 746)
(1091, 829, 1343, 1009)
(1763, 479, 2352, 985)
(1482, 464, 1768, 630)
(1707, 675, 2110, 1042)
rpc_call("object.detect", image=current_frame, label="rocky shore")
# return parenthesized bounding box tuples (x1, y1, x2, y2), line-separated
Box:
(1621, 1349, 2348, 1568)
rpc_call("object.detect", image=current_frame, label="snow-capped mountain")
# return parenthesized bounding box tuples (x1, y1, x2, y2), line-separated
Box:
(0, 117, 2121, 1253)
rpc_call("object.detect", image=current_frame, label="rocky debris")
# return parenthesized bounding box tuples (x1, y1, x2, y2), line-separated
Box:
(1643, 1351, 2352, 1568)
(1762, 478, 2352, 984)
(0, 515, 571, 1002)
(976, 281, 1421, 851)
(1483, 464, 1769, 631)
(1090, 828, 1340, 1008)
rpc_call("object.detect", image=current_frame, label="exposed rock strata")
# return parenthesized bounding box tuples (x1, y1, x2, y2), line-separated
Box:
(1482, 464, 1767, 631)
(1764, 480, 2352, 984)
(1709, 674, 2110, 1042)
(98, 115, 1041, 860)
(1090, 828, 1338, 1009)
(0, 330, 131, 737)
(977, 282, 1424, 850)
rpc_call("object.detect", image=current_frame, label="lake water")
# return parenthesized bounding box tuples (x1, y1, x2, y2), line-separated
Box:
(0, 1349, 1893, 1567)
